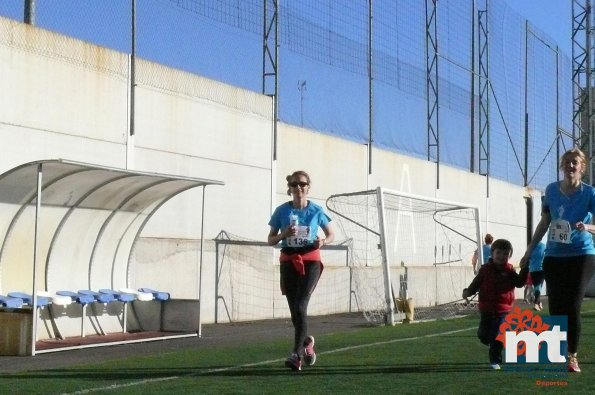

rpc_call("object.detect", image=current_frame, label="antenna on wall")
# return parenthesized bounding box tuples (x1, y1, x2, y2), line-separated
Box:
(298, 80, 307, 127)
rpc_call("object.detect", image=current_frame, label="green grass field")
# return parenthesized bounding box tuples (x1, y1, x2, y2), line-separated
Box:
(2, 300, 594, 394)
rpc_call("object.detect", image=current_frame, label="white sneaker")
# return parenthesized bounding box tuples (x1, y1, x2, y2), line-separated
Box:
(490, 363, 501, 370)
(303, 336, 316, 366)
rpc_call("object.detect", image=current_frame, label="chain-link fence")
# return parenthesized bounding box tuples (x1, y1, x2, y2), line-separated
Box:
(0, 0, 573, 190)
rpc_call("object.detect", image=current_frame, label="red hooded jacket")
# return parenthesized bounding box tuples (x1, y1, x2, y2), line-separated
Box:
(465, 260, 528, 314)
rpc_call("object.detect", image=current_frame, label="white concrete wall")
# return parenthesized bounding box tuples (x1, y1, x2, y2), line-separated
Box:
(0, 17, 537, 336)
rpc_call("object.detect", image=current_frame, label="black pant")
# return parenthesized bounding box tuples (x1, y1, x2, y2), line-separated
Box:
(543, 255, 595, 354)
(477, 312, 505, 364)
(530, 270, 545, 304)
(280, 261, 322, 355)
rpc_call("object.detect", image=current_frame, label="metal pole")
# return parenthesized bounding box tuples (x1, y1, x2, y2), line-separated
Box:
(274, 1, 279, 161)
(31, 163, 43, 356)
(24, 0, 35, 25)
(376, 187, 395, 326)
(556, 46, 561, 176)
(346, 245, 352, 312)
(262, 0, 279, 160)
(198, 187, 206, 337)
(130, 0, 136, 137)
(368, 0, 373, 175)
(214, 240, 220, 324)
(525, 196, 533, 245)
(524, 20, 529, 187)
(470, 0, 476, 173)
(587, 0, 594, 183)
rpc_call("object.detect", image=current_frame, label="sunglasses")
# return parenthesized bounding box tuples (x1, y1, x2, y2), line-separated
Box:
(289, 181, 309, 188)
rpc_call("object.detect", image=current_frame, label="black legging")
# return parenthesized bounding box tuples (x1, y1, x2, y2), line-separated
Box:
(543, 255, 595, 354)
(530, 270, 545, 304)
(280, 261, 322, 355)
(477, 312, 505, 364)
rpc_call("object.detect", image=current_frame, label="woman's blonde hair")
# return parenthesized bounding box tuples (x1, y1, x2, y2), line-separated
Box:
(286, 170, 311, 196)
(559, 147, 588, 172)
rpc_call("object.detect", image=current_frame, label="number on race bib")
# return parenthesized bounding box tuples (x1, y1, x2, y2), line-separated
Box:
(549, 219, 571, 244)
(286, 225, 310, 246)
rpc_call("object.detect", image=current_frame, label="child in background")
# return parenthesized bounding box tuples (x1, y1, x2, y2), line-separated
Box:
(462, 239, 528, 370)
(471, 234, 494, 274)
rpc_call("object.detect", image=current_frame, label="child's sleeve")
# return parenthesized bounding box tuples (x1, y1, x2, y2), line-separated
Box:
(465, 269, 483, 296)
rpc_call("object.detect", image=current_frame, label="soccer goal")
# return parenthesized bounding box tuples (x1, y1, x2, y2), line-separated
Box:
(213, 231, 352, 323)
(326, 187, 481, 325)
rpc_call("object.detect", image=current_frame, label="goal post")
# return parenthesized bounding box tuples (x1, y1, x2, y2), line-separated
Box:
(326, 187, 482, 325)
(377, 187, 396, 325)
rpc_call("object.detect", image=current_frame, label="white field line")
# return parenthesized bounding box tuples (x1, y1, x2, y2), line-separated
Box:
(61, 326, 476, 394)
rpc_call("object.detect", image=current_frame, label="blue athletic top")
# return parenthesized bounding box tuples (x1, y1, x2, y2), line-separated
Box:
(482, 244, 491, 265)
(543, 181, 595, 257)
(269, 201, 331, 248)
(528, 241, 546, 272)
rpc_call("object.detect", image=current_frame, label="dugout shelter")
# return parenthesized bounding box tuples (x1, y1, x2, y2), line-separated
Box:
(0, 159, 223, 355)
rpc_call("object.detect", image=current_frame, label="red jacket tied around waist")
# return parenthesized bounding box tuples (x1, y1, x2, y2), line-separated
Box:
(280, 249, 322, 276)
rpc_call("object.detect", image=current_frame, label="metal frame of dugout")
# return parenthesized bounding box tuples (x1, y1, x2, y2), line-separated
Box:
(0, 159, 223, 355)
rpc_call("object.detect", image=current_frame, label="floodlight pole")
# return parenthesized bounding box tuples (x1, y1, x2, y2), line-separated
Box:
(425, 0, 440, 189)
(263, 0, 279, 160)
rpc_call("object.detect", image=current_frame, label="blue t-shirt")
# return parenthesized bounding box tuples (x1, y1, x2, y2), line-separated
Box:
(543, 181, 595, 257)
(268, 201, 331, 248)
(528, 241, 546, 272)
(482, 244, 491, 265)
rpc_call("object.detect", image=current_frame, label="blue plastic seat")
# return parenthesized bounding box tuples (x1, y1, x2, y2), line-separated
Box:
(98, 289, 135, 303)
(138, 288, 170, 301)
(56, 290, 95, 305)
(0, 295, 23, 308)
(78, 290, 114, 304)
(7, 291, 51, 307)
(56, 290, 95, 338)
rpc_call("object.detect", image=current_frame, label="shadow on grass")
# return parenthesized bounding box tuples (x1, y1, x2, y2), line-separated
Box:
(211, 363, 492, 376)
(2, 361, 497, 381)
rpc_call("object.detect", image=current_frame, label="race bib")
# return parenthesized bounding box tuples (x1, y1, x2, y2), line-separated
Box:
(549, 219, 571, 244)
(286, 225, 310, 247)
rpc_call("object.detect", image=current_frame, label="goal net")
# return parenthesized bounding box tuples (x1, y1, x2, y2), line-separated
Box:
(326, 187, 481, 324)
(213, 231, 353, 323)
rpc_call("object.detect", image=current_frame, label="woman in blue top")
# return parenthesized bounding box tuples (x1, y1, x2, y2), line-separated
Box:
(520, 148, 595, 373)
(267, 170, 334, 372)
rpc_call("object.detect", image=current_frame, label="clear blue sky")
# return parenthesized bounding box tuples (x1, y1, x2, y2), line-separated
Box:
(504, 0, 572, 55)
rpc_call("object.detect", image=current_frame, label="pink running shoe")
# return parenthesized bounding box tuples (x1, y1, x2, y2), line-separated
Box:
(285, 352, 302, 371)
(568, 354, 581, 373)
(303, 336, 316, 366)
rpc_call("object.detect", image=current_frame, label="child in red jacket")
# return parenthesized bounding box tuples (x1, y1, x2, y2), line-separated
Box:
(462, 239, 528, 370)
